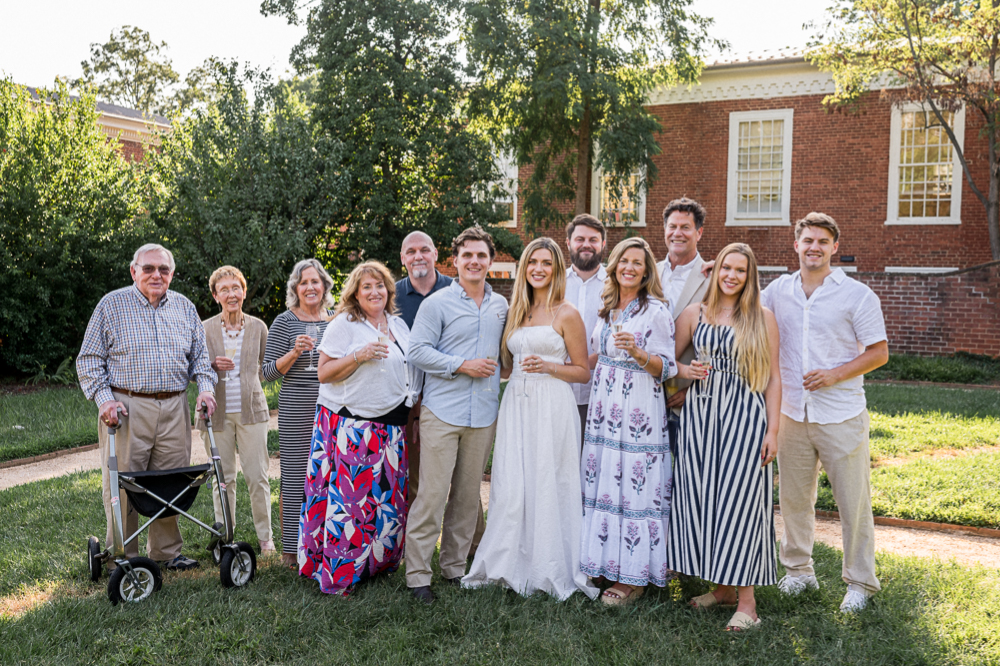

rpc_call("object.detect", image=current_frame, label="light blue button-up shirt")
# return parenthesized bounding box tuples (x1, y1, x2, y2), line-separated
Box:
(408, 280, 508, 428)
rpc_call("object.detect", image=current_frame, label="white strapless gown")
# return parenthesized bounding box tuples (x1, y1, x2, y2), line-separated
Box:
(462, 326, 599, 600)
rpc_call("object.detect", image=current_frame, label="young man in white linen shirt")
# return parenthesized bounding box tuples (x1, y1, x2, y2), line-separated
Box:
(761, 212, 888, 614)
(564, 214, 607, 442)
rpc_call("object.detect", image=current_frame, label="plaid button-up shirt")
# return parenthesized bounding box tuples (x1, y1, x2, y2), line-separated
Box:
(77, 285, 217, 407)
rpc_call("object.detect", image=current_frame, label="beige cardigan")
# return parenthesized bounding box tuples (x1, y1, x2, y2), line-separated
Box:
(197, 313, 270, 432)
(661, 255, 711, 404)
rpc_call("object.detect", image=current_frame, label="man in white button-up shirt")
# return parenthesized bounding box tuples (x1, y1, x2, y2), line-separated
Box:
(761, 213, 888, 614)
(656, 198, 711, 450)
(564, 214, 607, 442)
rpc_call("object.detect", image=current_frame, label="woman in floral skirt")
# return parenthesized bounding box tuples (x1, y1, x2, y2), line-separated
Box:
(580, 237, 678, 605)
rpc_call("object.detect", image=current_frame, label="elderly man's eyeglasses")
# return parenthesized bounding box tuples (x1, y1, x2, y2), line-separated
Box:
(141, 265, 172, 275)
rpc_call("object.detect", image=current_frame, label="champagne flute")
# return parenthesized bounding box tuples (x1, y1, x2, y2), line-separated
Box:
(304, 323, 320, 372)
(377, 322, 390, 373)
(514, 337, 529, 398)
(222, 344, 237, 382)
(610, 309, 624, 360)
(696, 343, 713, 400)
(484, 340, 500, 392)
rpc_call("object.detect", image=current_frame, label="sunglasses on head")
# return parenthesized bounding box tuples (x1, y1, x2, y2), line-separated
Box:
(140, 265, 172, 275)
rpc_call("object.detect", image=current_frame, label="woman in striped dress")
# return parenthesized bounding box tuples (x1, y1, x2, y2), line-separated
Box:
(263, 259, 335, 568)
(665, 243, 781, 631)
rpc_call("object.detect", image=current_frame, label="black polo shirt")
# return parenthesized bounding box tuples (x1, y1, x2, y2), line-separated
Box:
(395, 271, 453, 328)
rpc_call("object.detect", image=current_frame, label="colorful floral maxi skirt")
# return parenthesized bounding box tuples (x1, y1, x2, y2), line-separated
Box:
(298, 405, 408, 595)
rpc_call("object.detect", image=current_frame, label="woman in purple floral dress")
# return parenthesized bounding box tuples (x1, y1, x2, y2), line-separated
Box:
(581, 237, 678, 605)
(299, 261, 422, 595)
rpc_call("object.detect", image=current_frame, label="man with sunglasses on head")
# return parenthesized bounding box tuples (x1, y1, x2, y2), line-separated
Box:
(78, 243, 218, 573)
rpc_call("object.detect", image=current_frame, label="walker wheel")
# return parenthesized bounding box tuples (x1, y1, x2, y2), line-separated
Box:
(211, 543, 222, 565)
(220, 542, 256, 589)
(87, 536, 102, 582)
(107, 557, 162, 605)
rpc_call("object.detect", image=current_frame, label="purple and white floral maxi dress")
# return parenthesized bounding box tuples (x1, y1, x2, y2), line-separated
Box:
(580, 297, 677, 588)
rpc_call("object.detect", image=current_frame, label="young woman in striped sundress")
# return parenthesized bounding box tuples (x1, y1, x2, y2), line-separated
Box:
(665, 243, 782, 631)
(262, 259, 335, 568)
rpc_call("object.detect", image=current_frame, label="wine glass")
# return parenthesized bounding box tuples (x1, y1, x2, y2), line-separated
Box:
(222, 344, 237, 382)
(304, 324, 320, 372)
(513, 336, 529, 398)
(610, 309, 624, 359)
(484, 340, 500, 392)
(377, 322, 390, 373)
(696, 343, 713, 400)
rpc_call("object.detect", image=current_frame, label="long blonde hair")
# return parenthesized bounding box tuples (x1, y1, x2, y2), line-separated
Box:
(704, 243, 770, 392)
(333, 261, 398, 322)
(598, 237, 664, 321)
(500, 237, 566, 367)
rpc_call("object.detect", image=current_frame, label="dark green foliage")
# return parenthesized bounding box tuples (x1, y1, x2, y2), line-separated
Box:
(263, 0, 522, 272)
(868, 353, 1000, 385)
(150, 67, 348, 323)
(463, 0, 723, 232)
(0, 79, 155, 376)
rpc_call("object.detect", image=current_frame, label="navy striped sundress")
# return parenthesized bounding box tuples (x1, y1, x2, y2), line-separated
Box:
(665, 318, 776, 587)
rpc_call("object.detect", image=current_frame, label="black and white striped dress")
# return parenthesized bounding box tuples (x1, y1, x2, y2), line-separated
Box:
(263, 310, 330, 555)
(665, 317, 776, 587)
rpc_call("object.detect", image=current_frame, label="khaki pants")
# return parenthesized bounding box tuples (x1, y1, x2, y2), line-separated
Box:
(778, 410, 881, 593)
(99, 391, 191, 561)
(405, 406, 496, 588)
(201, 413, 272, 543)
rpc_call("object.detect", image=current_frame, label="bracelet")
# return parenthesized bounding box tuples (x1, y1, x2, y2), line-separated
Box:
(640, 351, 651, 369)
(353, 351, 361, 366)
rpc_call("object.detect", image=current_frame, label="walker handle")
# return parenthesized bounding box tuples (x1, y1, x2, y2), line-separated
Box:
(200, 401, 213, 428)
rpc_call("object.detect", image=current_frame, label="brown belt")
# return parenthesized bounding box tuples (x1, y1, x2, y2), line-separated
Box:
(111, 387, 184, 400)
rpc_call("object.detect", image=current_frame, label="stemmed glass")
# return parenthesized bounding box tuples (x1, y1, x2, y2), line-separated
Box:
(696, 343, 713, 400)
(222, 343, 237, 382)
(377, 322, 390, 373)
(304, 323, 320, 372)
(514, 336, 529, 398)
(484, 339, 500, 392)
(610, 309, 624, 359)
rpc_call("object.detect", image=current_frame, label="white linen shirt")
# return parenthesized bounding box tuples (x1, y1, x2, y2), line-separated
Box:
(316, 313, 423, 419)
(761, 268, 887, 425)
(657, 252, 701, 317)
(565, 264, 608, 405)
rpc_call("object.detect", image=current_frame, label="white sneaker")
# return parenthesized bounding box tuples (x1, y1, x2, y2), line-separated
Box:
(840, 587, 871, 614)
(777, 574, 820, 596)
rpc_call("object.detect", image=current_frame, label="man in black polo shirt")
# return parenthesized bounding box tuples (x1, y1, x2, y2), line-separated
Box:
(396, 231, 453, 509)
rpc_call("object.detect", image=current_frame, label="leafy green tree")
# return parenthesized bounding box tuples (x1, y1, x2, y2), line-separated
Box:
(171, 56, 229, 117)
(0, 79, 154, 375)
(150, 68, 348, 323)
(463, 0, 723, 232)
(73, 25, 179, 117)
(262, 0, 522, 271)
(809, 0, 1000, 260)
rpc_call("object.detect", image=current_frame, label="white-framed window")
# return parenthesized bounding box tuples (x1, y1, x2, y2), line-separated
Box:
(590, 164, 646, 227)
(884, 266, 957, 274)
(726, 109, 794, 226)
(493, 152, 518, 228)
(886, 103, 964, 225)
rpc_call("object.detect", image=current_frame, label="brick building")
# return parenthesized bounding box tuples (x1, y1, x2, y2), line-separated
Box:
(26, 86, 170, 161)
(490, 53, 999, 357)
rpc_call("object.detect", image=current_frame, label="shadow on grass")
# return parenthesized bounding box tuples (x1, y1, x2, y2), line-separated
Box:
(1, 471, 999, 664)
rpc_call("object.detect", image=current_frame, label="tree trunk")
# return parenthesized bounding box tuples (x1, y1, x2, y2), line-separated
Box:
(575, 105, 591, 216)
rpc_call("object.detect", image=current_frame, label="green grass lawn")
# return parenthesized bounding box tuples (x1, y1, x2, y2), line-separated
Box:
(1, 470, 998, 665)
(0, 381, 281, 463)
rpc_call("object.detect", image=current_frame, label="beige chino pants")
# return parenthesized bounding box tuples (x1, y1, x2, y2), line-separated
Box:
(98, 391, 191, 561)
(405, 406, 495, 588)
(201, 413, 272, 543)
(777, 410, 881, 594)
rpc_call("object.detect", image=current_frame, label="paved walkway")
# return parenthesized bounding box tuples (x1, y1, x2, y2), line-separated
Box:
(3, 415, 998, 570)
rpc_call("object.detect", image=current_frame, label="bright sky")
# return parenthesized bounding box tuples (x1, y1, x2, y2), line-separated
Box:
(1, 0, 829, 92)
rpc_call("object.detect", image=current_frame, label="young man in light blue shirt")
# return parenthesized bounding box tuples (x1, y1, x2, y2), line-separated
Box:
(406, 226, 508, 603)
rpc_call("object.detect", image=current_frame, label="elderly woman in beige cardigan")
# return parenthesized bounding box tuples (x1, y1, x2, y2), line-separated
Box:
(198, 266, 274, 555)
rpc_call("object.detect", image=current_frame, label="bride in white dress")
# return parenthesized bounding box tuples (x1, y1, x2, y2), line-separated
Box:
(463, 237, 598, 600)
